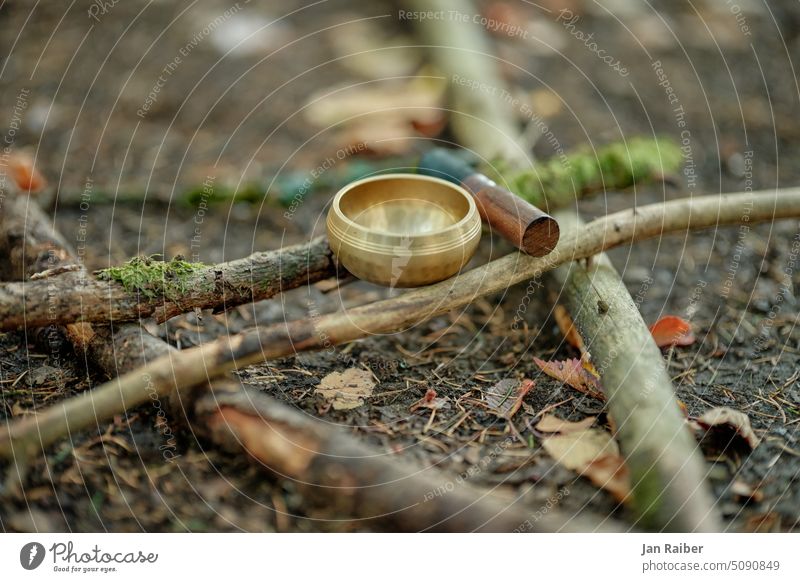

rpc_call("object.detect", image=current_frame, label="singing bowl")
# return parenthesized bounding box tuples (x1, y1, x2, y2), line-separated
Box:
(326, 174, 482, 287)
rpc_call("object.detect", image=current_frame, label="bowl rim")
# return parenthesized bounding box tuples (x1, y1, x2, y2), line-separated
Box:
(330, 173, 478, 239)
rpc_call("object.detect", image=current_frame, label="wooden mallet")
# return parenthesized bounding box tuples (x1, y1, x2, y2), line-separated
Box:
(418, 148, 560, 257)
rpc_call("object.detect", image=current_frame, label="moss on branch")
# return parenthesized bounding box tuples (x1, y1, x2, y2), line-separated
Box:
(486, 137, 683, 208)
(97, 256, 207, 300)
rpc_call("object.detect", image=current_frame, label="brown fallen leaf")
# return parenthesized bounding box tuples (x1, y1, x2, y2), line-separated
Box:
(542, 429, 630, 502)
(693, 406, 760, 451)
(535, 414, 596, 434)
(485, 378, 535, 419)
(581, 453, 630, 503)
(533, 357, 604, 400)
(315, 368, 375, 410)
(303, 72, 447, 156)
(328, 17, 420, 78)
(649, 315, 696, 348)
(553, 304, 584, 352)
(542, 429, 619, 470)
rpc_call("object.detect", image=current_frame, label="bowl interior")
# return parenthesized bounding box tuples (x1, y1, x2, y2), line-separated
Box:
(338, 176, 471, 236)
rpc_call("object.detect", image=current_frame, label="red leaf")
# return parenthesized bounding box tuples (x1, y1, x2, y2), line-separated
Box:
(534, 357, 604, 400)
(649, 315, 695, 348)
(554, 304, 584, 352)
(410, 388, 449, 412)
(9, 155, 46, 192)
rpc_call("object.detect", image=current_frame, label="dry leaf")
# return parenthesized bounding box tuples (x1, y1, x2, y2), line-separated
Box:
(553, 304, 584, 352)
(304, 74, 446, 128)
(328, 17, 420, 78)
(542, 429, 630, 501)
(410, 388, 449, 412)
(649, 315, 696, 348)
(534, 357, 604, 400)
(535, 414, 596, 434)
(303, 73, 447, 155)
(542, 429, 619, 470)
(485, 378, 534, 419)
(581, 453, 630, 502)
(315, 368, 375, 410)
(694, 406, 760, 451)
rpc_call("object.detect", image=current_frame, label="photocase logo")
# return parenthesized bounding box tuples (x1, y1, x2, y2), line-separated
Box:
(20, 542, 46, 570)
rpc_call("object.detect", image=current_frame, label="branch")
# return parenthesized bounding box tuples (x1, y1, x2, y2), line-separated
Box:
(0, 204, 336, 329)
(550, 212, 721, 532)
(1, 194, 611, 532)
(408, 0, 529, 167)
(2, 188, 796, 463)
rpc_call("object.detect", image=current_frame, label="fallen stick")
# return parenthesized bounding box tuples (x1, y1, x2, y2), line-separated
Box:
(197, 380, 625, 532)
(0, 225, 336, 329)
(1, 195, 612, 532)
(1, 188, 796, 464)
(549, 212, 720, 532)
(0, 139, 681, 332)
(408, 0, 529, 166)
(0, 195, 97, 350)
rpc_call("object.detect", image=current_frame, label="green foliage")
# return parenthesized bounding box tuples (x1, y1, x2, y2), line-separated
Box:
(486, 137, 684, 208)
(97, 256, 207, 299)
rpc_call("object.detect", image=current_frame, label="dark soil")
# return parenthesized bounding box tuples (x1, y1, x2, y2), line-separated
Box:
(0, 0, 798, 532)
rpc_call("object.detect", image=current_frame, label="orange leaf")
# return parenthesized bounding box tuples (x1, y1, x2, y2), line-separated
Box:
(9, 155, 46, 192)
(649, 315, 695, 348)
(554, 304, 584, 352)
(534, 357, 604, 400)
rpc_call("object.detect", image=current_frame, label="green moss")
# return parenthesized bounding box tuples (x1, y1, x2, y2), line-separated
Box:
(181, 182, 265, 207)
(97, 256, 207, 300)
(485, 137, 683, 208)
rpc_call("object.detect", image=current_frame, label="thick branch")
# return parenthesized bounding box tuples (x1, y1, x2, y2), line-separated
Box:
(1, 188, 795, 464)
(0, 193, 98, 351)
(550, 212, 720, 532)
(0, 201, 336, 329)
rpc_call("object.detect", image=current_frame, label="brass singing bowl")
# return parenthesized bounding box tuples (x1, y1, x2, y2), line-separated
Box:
(326, 174, 482, 287)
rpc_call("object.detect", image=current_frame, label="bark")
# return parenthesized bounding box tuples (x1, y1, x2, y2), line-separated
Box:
(0, 205, 337, 329)
(2, 188, 796, 465)
(0, 193, 98, 351)
(550, 212, 721, 532)
(196, 382, 625, 532)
